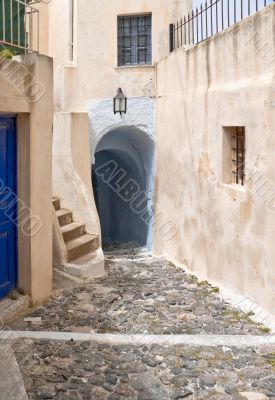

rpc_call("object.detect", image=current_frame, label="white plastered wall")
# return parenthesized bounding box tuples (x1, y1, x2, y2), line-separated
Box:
(153, 5, 275, 316)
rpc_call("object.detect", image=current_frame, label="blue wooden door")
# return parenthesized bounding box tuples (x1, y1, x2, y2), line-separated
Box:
(0, 116, 17, 299)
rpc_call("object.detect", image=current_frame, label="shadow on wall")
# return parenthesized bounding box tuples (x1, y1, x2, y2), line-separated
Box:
(92, 126, 154, 249)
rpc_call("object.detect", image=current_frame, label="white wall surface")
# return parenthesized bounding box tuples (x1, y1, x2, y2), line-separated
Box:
(153, 5, 275, 316)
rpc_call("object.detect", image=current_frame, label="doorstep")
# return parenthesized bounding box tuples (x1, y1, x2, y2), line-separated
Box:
(0, 293, 30, 325)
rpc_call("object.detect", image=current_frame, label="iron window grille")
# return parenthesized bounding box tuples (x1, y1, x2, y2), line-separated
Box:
(232, 127, 245, 185)
(118, 14, 152, 66)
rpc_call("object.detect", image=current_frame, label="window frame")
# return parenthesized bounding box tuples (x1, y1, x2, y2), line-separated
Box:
(222, 126, 246, 187)
(231, 127, 245, 185)
(117, 13, 152, 67)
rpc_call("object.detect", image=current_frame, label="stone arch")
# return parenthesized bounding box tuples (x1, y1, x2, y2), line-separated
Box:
(92, 126, 155, 248)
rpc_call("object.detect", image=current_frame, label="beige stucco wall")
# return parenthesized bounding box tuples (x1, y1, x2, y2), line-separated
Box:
(52, 112, 101, 238)
(153, 5, 275, 315)
(33, 2, 49, 55)
(41, 0, 192, 110)
(43, 1, 190, 255)
(0, 54, 53, 305)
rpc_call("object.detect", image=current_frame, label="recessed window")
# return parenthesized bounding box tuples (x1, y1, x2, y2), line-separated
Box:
(232, 127, 245, 185)
(118, 15, 152, 67)
(223, 127, 246, 186)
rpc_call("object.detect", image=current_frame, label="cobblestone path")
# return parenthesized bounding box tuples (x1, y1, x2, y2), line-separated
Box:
(10, 250, 270, 335)
(12, 339, 275, 400)
(10, 249, 275, 399)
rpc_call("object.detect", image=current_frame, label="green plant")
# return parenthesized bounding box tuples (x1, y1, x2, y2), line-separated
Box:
(266, 353, 275, 368)
(230, 312, 241, 321)
(197, 280, 209, 287)
(0, 48, 14, 59)
(245, 311, 255, 317)
(259, 326, 271, 334)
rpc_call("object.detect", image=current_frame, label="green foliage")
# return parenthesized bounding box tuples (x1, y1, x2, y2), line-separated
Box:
(231, 312, 241, 321)
(259, 326, 271, 334)
(197, 280, 209, 286)
(0, 48, 14, 59)
(265, 353, 275, 368)
(245, 311, 255, 317)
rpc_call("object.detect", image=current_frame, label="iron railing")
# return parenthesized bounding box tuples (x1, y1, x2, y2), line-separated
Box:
(170, 0, 274, 52)
(0, 0, 39, 53)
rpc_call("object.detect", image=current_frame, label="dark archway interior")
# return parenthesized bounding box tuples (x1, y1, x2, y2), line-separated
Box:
(92, 127, 154, 249)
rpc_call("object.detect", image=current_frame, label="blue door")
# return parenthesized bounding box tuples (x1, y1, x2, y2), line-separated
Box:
(0, 116, 17, 299)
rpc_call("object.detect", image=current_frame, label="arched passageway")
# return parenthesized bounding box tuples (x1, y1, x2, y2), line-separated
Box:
(92, 127, 154, 248)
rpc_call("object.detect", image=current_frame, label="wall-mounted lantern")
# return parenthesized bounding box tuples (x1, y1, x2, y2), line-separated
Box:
(113, 88, 127, 116)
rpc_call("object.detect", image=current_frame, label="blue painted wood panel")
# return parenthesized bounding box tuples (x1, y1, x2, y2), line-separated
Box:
(0, 116, 17, 299)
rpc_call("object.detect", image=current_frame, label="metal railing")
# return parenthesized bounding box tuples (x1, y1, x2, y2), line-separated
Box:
(0, 0, 39, 53)
(170, 0, 274, 52)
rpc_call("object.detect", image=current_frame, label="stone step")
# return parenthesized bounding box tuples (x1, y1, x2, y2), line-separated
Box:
(52, 196, 61, 211)
(56, 209, 73, 227)
(61, 222, 86, 242)
(66, 234, 100, 262)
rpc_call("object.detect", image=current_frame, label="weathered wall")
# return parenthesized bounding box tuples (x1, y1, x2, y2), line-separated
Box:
(154, 5, 275, 315)
(0, 53, 53, 305)
(88, 97, 155, 157)
(42, 0, 192, 110)
(52, 112, 101, 238)
(42, 1, 191, 251)
(34, 2, 49, 55)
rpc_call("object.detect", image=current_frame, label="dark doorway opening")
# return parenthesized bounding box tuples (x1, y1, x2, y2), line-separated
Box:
(92, 127, 154, 249)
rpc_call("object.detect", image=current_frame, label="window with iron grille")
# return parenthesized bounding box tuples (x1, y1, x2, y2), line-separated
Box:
(118, 15, 152, 67)
(232, 127, 246, 185)
(222, 127, 246, 186)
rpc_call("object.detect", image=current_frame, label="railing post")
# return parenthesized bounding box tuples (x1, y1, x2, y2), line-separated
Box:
(169, 23, 174, 52)
(168, 0, 272, 52)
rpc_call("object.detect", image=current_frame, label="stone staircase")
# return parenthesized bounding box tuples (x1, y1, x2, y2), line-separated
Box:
(52, 197, 100, 263)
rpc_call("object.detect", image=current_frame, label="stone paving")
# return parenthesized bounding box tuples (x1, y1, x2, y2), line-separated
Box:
(10, 248, 275, 399)
(10, 250, 270, 335)
(13, 340, 275, 399)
